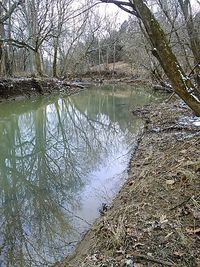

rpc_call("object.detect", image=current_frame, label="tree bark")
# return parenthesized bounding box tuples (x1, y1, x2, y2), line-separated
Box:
(35, 50, 44, 76)
(131, 0, 200, 116)
(99, 0, 200, 115)
(52, 39, 58, 77)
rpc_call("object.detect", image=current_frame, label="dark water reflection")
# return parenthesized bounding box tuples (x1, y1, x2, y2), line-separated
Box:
(0, 84, 163, 266)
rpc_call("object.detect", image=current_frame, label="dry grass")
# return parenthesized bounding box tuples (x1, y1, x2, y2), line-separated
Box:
(55, 101, 200, 267)
(85, 61, 150, 80)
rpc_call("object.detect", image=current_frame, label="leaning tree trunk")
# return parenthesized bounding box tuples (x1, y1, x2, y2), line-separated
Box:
(132, 0, 200, 116)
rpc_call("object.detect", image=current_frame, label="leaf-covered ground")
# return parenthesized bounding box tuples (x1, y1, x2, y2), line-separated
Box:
(55, 100, 200, 267)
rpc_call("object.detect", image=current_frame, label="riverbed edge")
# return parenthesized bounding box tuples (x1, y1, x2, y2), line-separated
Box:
(0, 77, 170, 103)
(0, 78, 87, 103)
(54, 99, 200, 267)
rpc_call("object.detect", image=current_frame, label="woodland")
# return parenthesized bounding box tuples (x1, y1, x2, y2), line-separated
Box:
(0, 0, 200, 114)
(0, 2, 200, 266)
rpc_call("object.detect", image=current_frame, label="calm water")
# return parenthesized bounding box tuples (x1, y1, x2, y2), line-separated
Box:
(0, 84, 163, 266)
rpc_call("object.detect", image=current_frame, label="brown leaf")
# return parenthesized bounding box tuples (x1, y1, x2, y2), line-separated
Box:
(196, 259, 200, 267)
(160, 214, 168, 224)
(166, 179, 175, 185)
(173, 251, 184, 258)
(133, 243, 144, 248)
(116, 255, 124, 261)
(186, 228, 200, 235)
(128, 181, 134, 186)
(193, 211, 200, 219)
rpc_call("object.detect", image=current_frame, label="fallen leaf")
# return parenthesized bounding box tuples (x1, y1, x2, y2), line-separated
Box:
(180, 149, 187, 154)
(133, 243, 144, 248)
(186, 228, 200, 235)
(193, 211, 200, 219)
(196, 259, 200, 267)
(160, 214, 168, 224)
(173, 251, 184, 258)
(116, 255, 123, 261)
(166, 179, 175, 185)
(128, 181, 134, 186)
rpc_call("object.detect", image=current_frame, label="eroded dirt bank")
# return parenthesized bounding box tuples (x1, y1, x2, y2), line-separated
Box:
(0, 76, 169, 103)
(0, 78, 85, 102)
(54, 100, 200, 267)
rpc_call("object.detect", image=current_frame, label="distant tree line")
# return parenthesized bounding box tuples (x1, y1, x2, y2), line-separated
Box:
(0, 0, 199, 79)
(0, 0, 199, 113)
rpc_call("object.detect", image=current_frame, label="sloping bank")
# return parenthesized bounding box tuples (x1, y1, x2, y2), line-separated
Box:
(0, 78, 85, 102)
(54, 100, 200, 267)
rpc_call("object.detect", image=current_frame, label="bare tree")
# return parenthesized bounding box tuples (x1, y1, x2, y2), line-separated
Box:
(178, 0, 200, 90)
(99, 0, 200, 115)
(0, 0, 25, 76)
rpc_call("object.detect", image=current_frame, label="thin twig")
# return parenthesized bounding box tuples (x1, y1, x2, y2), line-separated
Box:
(188, 61, 200, 77)
(131, 253, 174, 266)
(169, 196, 191, 211)
(165, 92, 175, 103)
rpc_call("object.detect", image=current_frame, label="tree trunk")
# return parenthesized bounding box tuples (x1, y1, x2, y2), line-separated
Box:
(157, 0, 192, 73)
(35, 50, 43, 76)
(7, 0, 14, 77)
(52, 40, 58, 77)
(132, 0, 200, 116)
(0, 3, 5, 76)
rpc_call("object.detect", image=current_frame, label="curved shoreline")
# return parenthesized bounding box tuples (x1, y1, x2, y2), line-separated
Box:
(0, 77, 170, 103)
(54, 100, 200, 267)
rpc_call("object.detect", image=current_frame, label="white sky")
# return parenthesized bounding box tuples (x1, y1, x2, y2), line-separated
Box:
(95, 0, 200, 25)
(98, 2, 129, 23)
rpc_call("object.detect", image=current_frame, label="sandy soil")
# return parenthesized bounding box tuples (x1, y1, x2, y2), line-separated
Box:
(54, 99, 200, 267)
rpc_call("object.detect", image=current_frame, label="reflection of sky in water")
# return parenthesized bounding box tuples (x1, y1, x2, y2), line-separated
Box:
(0, 85, 163, 266)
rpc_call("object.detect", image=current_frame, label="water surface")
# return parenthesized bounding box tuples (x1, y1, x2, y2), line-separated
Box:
(0, 84, 163, 266)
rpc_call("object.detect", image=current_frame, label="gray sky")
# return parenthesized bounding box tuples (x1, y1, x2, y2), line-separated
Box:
(96, 0, 200, 25)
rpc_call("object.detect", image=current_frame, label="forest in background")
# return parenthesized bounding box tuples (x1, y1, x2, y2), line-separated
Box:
(0, 0, 200, 114)
(0, 0, 199, 79)
(0, 2, 200, 266)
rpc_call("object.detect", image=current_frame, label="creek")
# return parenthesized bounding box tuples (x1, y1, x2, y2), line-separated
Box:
(0, 84, 163, 266)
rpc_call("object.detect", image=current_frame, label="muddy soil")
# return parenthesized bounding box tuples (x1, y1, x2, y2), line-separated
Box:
(0, 76, 168, 104)
(0, 78, 85, 102)
(54, 100, 200, 267)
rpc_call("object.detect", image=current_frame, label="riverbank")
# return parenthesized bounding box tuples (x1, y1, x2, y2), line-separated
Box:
(0, 76, 170, 103)
(0, 78, 86, 102)
(54, 99, 200, 267)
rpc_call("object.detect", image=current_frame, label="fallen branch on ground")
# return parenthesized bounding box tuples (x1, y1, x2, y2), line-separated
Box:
(131, 253, 174, 266)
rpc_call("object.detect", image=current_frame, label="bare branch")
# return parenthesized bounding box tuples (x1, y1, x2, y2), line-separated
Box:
(0, 0, 25, 23)
(0, 38, 36, 51)
(0, 2, 8, 13)
(99, 0, 139, 17)
(188, 61, 200, 77)
(67, 2, 101, 21)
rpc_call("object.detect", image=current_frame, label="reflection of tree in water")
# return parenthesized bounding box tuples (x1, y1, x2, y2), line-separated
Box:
(0, 90, 141, 266)
(0, 109, 75, 266)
